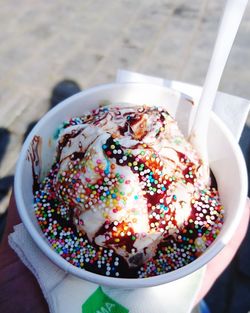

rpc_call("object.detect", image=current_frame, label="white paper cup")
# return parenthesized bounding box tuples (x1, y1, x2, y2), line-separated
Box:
(14, 82, 248, 288)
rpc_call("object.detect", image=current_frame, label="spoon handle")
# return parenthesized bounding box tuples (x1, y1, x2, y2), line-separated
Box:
(190, 0, 248, 156)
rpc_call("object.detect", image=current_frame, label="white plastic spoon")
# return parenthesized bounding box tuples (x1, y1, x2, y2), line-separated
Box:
(189, 0, 248, 182)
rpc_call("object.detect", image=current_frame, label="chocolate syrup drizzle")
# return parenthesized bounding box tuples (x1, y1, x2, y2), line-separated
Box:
(57, 129, 82, 160)
(27, 135, 41, 193)
(93, 135, 199, 252)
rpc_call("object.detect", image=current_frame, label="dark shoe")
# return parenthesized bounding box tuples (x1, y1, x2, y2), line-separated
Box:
(50, 79, 81, 108)
(0, 128, 10, 164)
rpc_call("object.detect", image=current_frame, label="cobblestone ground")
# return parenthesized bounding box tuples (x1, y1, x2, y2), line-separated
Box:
(0, 1, 249, 313)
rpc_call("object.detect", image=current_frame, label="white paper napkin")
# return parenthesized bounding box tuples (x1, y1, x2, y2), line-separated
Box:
(9, 70, 250, 313)
(9, 223, 205, 313)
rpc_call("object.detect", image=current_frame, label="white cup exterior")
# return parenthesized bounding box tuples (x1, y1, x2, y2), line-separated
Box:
(14, 82, 248, 288)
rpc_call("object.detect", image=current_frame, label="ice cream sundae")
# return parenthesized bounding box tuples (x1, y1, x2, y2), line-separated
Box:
(33, 103, 224, 278)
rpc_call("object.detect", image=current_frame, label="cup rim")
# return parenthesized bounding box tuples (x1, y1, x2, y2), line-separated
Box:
(14, 82, 248, 288)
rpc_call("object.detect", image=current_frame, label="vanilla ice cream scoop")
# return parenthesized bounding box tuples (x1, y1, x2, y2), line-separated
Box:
(54, 104, 209, 267)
